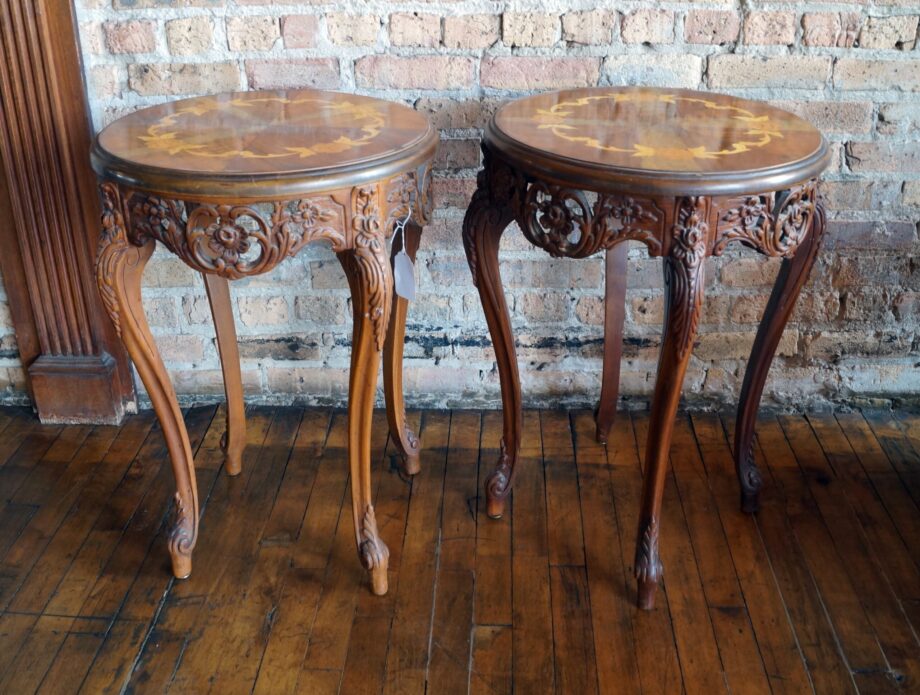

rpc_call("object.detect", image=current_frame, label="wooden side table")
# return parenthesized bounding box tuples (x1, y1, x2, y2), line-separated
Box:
(91, 89, 437, 595)
(462, 87, 831, 609)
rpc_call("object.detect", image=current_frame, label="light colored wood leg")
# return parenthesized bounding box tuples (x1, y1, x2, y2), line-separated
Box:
(203, 273, 245, 477)
(95, 210, 198, 579)
(383, 220, 422, 476)
(338, 186, 392, 594)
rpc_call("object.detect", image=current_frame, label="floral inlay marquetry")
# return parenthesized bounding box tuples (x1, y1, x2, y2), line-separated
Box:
(139, 95, 386, 160)
(532, 92, 783, 160)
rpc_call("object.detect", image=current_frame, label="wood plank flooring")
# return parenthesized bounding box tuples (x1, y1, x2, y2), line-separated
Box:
(0, 405, 918, 693)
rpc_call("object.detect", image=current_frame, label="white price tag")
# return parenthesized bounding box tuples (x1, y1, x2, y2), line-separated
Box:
(394, 250, 416, 300)
(392, 207, 416, 301)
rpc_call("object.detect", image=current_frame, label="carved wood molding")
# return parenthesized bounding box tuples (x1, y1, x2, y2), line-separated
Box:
(0, 0, 133, 422)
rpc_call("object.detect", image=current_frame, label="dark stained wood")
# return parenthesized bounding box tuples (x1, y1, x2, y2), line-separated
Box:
(490, 87, 830, 197)
(465, 87, 829, 609)
(0, 405, 915, 694)
(0, 0, 133, 423)
(595, 243, 627, 444)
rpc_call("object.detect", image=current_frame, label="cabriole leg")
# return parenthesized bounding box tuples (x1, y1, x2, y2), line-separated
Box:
(383, 220, 423, 475)
(95, 204, 199, 579)
(734, 204, 826, 513)
(635, 197, 707, 610)
(462, 169, 518, 520)
(338, 187, 393, 595)
(203, 273, 245, 476)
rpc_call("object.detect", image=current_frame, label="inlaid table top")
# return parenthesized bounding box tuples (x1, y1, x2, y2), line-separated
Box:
(488, 87, 831, 196)
(92, 89, 437, 199)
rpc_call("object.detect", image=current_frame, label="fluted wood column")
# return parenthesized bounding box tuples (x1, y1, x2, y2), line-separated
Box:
(0, 0, 134, 423)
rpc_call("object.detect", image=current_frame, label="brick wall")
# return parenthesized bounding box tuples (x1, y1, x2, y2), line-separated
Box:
(1, 0, 918, 410)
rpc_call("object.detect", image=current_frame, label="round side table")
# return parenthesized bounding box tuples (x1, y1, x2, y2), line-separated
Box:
(461, 87, 830, 609)
(92, 89, 437, 595)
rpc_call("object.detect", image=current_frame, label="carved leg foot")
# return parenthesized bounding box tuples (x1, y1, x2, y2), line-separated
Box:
(735, 204, 825, 514)
(384, 221, 423, 476)
(462, 160, 519, 521)
(95, 183, 199, 579)
(596, 242, 628, 444)
(339, 185, 393, 595)
(204, 274, 245, 477)
(635, 197, 707, 610)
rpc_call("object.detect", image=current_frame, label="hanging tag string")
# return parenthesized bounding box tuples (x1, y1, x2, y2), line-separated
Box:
(393, 206, 412, 251)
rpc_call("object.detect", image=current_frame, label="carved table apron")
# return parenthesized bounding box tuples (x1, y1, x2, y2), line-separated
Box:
(91, 89, 438, 595)
(461, 87, 831, 609)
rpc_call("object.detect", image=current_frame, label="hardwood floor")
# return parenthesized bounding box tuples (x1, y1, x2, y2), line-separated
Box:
(0, 404, 918, 693)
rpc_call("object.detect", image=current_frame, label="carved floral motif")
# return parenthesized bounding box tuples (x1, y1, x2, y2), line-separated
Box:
(351, 185, 391, 351)
(667, 196, 709, 361)
(123, 193, 346, 279)
(713, 180, 818, 258)
(95, 182, 132, 338)
(521, 181, 664, 258)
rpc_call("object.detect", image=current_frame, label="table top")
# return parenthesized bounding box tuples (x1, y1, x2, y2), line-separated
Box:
(487, 87, 830, 196)
(92, 89, 437, 200)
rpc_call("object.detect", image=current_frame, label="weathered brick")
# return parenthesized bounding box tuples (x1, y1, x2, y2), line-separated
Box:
(481, 57, 599, 90)
(859, 15, 918, 50)
(128, 62, 241, 96)
(562, 10, 615, 45)
(414, 97, 500, 130)
(443, 15, 499, 49)
(434, 139, 480, 170)
(834, 59, 920, 91)
(519, 293, 568, 322)
(281, 15, 318, 49)
(802, 12, 862, 48)
(503, 13, 559, 47)
(294, 295, 348, 324)
(389, 12, 440, 48)
(621, 9, 674, 44)
(878, 102, 920, 134)
(327, 13, 379, 46)
(239, 296, 289, 327)
(709, 55, 830, 89)
(226, 16, 279, 51)
(165, 17, 213, 56)
(721, 257, 782, 287)
(604, 54, 702, 88)
(103, 20, 156, 54)
(356, 56, 473, 90)
(846, 141, 920, 173)
(684, 10, 740, 45)
(80, 22, 104, 55)
(903, 181, 920, 206)
(90, 64, 121, 100)
(245, 58, 339, 90)
(772, 100, 874, 134)
(744, 11, 796, 46)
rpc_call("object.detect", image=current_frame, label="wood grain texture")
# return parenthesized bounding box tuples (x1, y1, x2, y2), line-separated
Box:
(0, 407, 920, 695)
(93, 96, 435, 592)
(0, 0, 133, 423)
(466, 88, 829, 609)
(0, 406, 916, 693)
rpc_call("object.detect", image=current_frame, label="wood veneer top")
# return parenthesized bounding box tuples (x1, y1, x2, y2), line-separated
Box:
(488, 87, 830, 196)
(92, 89, 436, 199)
